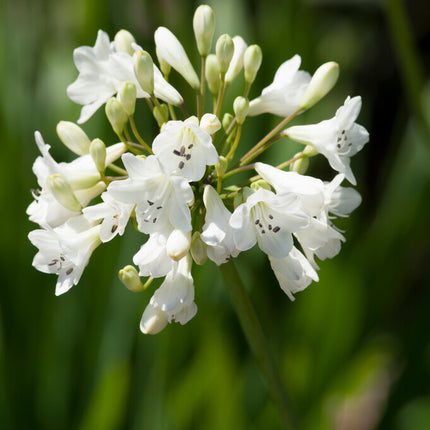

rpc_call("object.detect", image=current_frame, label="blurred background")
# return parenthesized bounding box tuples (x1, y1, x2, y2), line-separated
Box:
(1, 0, 429, 428)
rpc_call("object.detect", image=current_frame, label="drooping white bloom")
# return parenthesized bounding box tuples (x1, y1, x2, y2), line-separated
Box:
(108, 154, 194, 234)
(269, 247, 319, 301)
(285, 96, 369, 185)
(140, 255, 197, 334)
(225, 36, 247, 85)
(82, 192, 134, 242)
(154, 27, 200, 89)
(28, 216, 101, 296)
(230, 188, 309, 258)
(248, 55, 311, 117)
(201, 185, 239, 265)
(152, 118, 219, 181)
(255, 162, 325, 217)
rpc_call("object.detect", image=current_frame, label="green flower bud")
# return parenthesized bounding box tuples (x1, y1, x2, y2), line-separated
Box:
(222, 113, 234, 131)
(118, 81, 137, 116)
(205, 54, 220, 95)
(105, 98, 128, 136)
(289, 153, 309, 174)
(215, 155, 228, 178)
(244, 44, 263, 85)
(56, 121, 91, 155)
(193, 5, 215, 57)
(133, 51, 154, 95)
(153, 104, 169, 128)
(156, 46, 171, 78)
(190, 231, 207, 265)
(302, 144, 319, 157)
(251, 179, 271, 191)
(233, 96, 249, 125)
(118, 265, 145, 292)
(300, 62, 339, 110)
(216, 34, 234, 74)
(89, 138, 106, 175)
(114, 30, 136, 55)
(46, 173, 82, 212)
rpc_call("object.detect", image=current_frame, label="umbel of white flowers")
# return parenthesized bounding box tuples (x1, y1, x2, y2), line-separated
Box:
(28, 4, 368, 334)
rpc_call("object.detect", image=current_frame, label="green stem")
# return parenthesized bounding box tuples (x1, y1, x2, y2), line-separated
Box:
(130, 116, 153, 154)
(225, 125, 242, 161)
(215, 73, 227, 118)
(197, 56, 206, 120)
(219, 261, 299, 430)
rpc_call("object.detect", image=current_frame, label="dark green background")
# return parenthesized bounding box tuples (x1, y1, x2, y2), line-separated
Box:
(1, 0, 429, 428)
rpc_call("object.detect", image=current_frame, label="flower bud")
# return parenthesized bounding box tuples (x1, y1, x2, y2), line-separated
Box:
(153, 104, 169, 128)
(46, 173, 82, 212)
(156, 46, 171, 78)
(190, 231, 207, 265)
(300, 61, 339, 110)
(216, 34, 234, 74)
(303, 144, 318, 157)
(105, 98, 128, 136)
(205, 54, 220, 95)
(222, 113, 234, 131)
(193, 5, 215, 57)
(140, 304, 168, 334)
(114, 30, 136, 55)
(289, 153, 309, 175)
(233, 96, 249, 125)
(133, 51, 154, 95)
(225, 36, 247, 85)
(215, 156, 228, 178)
(167, 229, 191, 261)
(90, 138, 106, 175)
(244, 44, 263, 85)
(200, 113, 221, 135)
(118, 265, 145, 292)
(251, 179, 271, 191)
(118, 81, 137, 116)
(56, 121, 91, 155)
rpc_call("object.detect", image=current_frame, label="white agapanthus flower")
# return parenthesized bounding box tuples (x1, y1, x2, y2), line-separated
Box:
(152, 117, 219, 181)
(285, 96, 369, 184)
(28, 216, 101, 296)
(108, 154, 193, 234)
(248, 55, 311, 117)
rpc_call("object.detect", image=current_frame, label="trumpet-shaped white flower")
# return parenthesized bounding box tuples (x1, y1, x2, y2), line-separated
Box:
(285, 96, 369, 184)
(248, 55, 311, 117)
(269, 247, 319, 301)
(254, 162, 325, 217)
(108, 154, 193, 234)
(230, 188, 309, 258)
(201, 185, 239, 265)
(152, 118, 219, 181)
(28, 216, 101, 296)
(82, 192, 134, 242)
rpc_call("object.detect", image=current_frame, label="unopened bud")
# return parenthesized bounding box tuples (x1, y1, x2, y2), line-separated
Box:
(167, 229, 191, 261)
(251, 179, 271, 191)
(56, 121, 91, 155)
(90, 139, 106, 175)
(193, 5, 215, 57)
(156, 46, 171, 78)
(200, 113, 221, 135)
(105, 98, 128, 136)
(114, 30, 136, 55)
(205, 54, 220, 95)
(233, 97, 249, 125)
(46, 174, 82, 212)
(190, 231, 207, 265)
(289, 153, 309, 175)
(133, 51, 154, 95)
(215, 156, 228, 178)
(140, 304, 168, 334)
(118, 265, 145, 292)
(222, 113, 234, 131)
(216, 34, 234, 74)
(244, 44, 263, 85)
(118, 81, 137, 116)
(303, 144, 318, 157)
(153, 104, 169, 128)
(225, 36, 247, 85)
(300, 62, 339, 110)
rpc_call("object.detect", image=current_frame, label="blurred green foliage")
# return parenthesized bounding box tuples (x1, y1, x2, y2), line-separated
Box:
(1, 0, 429, 429)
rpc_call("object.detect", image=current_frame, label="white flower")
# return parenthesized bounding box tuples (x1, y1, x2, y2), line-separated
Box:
(201, 185, 239, 265)
(108, 154, 193, 234)
(82, 192, 134, 242)
(152, 118, 219, 181)
(254, 162, 325, 217)
(285, 96, 369, 185)
(28, 216, 101, 296)
(230, 188, 309, 258)
(269, 247, 319, 301)
(225, 36, 247, 85)
(140, 255, 197, 334)
(248, 55, 311, 117)
(154, 27, 200, 89)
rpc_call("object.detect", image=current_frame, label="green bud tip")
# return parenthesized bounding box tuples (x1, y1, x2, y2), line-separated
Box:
(46, 173, 82, 212)
(133, 51, 154, 95)
(118, 265, 145, 292)
(90, 138, 106, 174)
(233, 97, 249, 125)
(205, 54, 221, 95)
(190, 231, 208, 265)
(193, 5, 215, 57)
(216, 34, 234, 73)
(244, 45, 263, 85)
(289, 153, 309, 175)
(105, 98, 128, 136)
(114, 30, 136, 55)
(118, 81, 137, 116)
(56, 121, 91, 156)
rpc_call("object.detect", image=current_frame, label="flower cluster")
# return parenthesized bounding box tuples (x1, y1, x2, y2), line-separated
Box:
(28, 5, 368, 334)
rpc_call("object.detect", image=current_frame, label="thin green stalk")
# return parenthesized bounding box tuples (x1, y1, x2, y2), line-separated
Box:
(197, 56, 206, 120)
(215, 73, 227, 118)
(106, 163, 128, 176)
(130, 116, 153, 154)
(225, 125, 242, 161)
(219, 261, 299, 430)
(217, 118, 237, 152)
(222, 163, 256, 181)
(168, 104, 177, 120)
